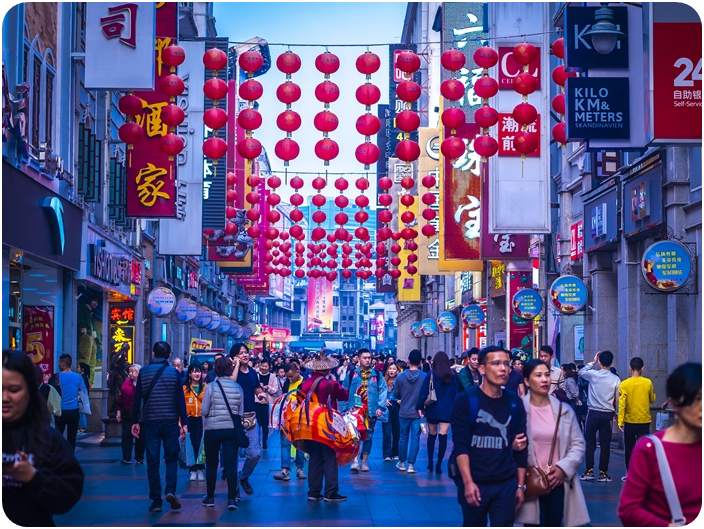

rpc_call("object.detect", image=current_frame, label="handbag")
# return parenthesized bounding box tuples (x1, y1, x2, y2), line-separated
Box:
(648, 434, 686, 526)
(184, 432, 196, 468)
(525, 402, 562, 500)
(216, 381, 250, 448)
(78, 384, 92, 415)
(424, 373, 437, 407)
(241, 411, 257, 431)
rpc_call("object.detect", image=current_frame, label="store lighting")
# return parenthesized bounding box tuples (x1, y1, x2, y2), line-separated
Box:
(584, 3, 624, 55)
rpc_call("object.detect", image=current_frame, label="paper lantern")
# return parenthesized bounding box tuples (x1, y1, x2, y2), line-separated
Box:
(355, 114, 381, 136)
(239, 79, 263, 101)
(473, 46, 499, 69)
(441, 48, 466, 71)
(552, 38, 565, 59)
(474, 135, 498, 159)
(236, 137, 261, 160)
(397, 51, 421, 73)
(239, 50, 263, 73)
(441, 137, 466, 159)
(274, 138, 300, 163)
(119, 94, 144, 116)
(162, 45, 186, 68)
(314, 81, 340, 103)
(396, 110, 420, 133)
(315, 138, 339, 162)
(512, 102, 538, 125)
(276, 82, 301, 104)
(313, 111, 339, 132)
(355, 143, 380, 166)
(160, 74, 185, 97)
(315, 51, 340, 75)
(203, 78, 228, 100)
(552, 94, 565, 115)
(203, 48, 227, 71)
(513, 42, 538, 65)
(396, 140, 420, 162)
(237, 108, 262, 130)
(356, 51, 381, 75)
(474, 106, 499, 128)
(161, 104, 185, 127)
(514, 73, 538, 95)
(396, 81, 421, 102)
(441, 107, 465, 129)
(552, 122, 567, 145)
(204, 107, 228, 130)
(474, 76, 499, 99)
(276, 110, 301, 132)
(356, 84, 381, 106)
(551, 65, 575, 87)
(513, 131, 538, 155)
(160, 133, 184, 156)
(118, 122, 143, 145)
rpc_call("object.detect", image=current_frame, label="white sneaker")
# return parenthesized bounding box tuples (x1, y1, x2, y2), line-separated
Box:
(621, 475, 627, 482)
(384, 457, 392, 462)
(350, 458, 360, 472)
(296, 468, 307, 480)
(190, 471, 198, 481)
(396, 461, 406, 471)
(407, 463, 416, 474)
(197, 470, 205, 481)
(360, 461, 370, 472)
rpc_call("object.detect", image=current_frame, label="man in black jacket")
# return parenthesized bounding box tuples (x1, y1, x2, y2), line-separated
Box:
(131, 341, 188, 513)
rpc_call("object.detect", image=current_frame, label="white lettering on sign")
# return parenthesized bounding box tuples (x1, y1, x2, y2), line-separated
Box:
(494, 234, 515, 254)
(573, 87, 624, 127)
(454, 195, 481, 240)
(674, 57, 703, 87)
(452, 12, 483, 49)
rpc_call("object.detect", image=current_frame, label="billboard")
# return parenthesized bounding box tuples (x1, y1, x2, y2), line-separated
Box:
(307, 276, 334, 333)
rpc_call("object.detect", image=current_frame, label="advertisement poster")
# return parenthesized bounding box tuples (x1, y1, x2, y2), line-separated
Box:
(420, 318, 438, 336)
(437, 311, 457, 332)
(147, 287, 176, 316)
(574, 325, 585, 362)
(462, 304, 485, 329)
(549, 276, 588, 315)
(410, 322, 423, 338)
(375, 310, 386, 345)
(23, 306, 54, 380)
(76, 287, 104, 387)
(508, 271, 533, 353)
(642, 240, 693, 292)
(307, 276, 333, 332)
(512, 289, 543, 320)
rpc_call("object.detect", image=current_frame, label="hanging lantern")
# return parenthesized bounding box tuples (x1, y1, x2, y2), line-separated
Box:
(204, 107, 228, 130)
(512, 42, 538, 65)
(355, 143, 380, 166)
(441, 48, 466, 71)
(512, 102, 537, 126)
(203, 78, 228, 100)
(314, 138, 339, 162)
(313, 110, 339, 132)
(239, 79, 264, 101)
(441, 137, 466, 159)
(356, 51, 381, 75)
(551, 94, 565, 115)
(202, 137, 227, 160)
(277, 51, 301, 74)
(315, 51, 340, 75)
(356, 84, 381, 105)
(276, 82, 301, 104)
(514, 72, 538, 95)
(474, 135, 498, 160)
(118, 122, 143, 146)
(513, 131, 539, 157)
(551, 65, 575, 87)
(552, 38, 565, 59)
(473, 76, 499, 99)
(160, 133, 184, 158)
(396, 110, 421, 132)
(161, 104, 185, 128)
(356, 114, 381, 136)
(237, 137, 262, 160)
(473, 45, 499, 69)
(441, 107, 465, 130)
(160, 74, 185, 98)
(552, 122, 567, 145)
(395, 140, 420, 162)
(274, 138, 300, 163)
(314, 81, 340, 103)
(203, 48, 227, 71)
(239, 50, 264, 73)
(396, 51, 421, 74)
(396, 80, 422, 102)
(162, 45, 186, 68)
(474, 106, 499, 128)
(276, 110, 301, 132)
(119, 94, 144, 116)
(237, 108, 262, 130)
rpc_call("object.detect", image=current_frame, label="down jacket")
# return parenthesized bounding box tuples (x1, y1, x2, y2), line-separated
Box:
(201, 377, 244, 430)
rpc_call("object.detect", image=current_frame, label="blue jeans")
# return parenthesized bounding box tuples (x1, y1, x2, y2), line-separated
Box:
(280, 430, 305, 470)
(239, 421, 261, 480)
(361, 417, 378, 457)
(143, 421, 180, 502)
(398, 417, 422, 464)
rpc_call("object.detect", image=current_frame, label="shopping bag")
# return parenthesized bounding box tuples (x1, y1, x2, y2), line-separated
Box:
(178, 435, 188, 469)
(77, 385, 91, 415)
(655, 411, 670, 431)
(185, 432, 196, 468)
(197, 439, 206, 466)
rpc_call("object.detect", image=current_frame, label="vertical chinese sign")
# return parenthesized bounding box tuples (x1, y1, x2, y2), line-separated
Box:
(307, 276, 334, 333)
(127, 2, 178, 218)
(109, 302, 136, 364)
(23, 306, 55, 379)
(507, 271, 533, 354)
(375, 310, 386, 345)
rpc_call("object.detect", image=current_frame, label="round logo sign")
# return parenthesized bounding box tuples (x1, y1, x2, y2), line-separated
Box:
(206, 312, 221, 331)
(174, 297, 198, 322)
(234, 326, 245, 339)
(642, 240, 692, 292)
(462, 304, 485, 329)
(217, 316, 231, 334)
(420, 318, 438, 336)
(437, 312, 457, 332)
(147, 287, 176, 316)
(512, 289, 543, 320)
(549, 276, 588, 315)
(194, 306, 213, 328)
(410, 322, 422, 338)
(228, 321, 240, 337)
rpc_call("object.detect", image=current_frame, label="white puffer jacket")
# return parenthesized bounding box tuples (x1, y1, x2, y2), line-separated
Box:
(201, 377, 243, 430)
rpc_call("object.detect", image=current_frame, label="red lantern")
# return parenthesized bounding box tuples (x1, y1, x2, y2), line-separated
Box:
(441, 107, 466, 129)
(203, 48, 227, 71)
(474, 135, 498, 158)
(355, 195, 370, 208)
(400, 193, 415, 205)
(401, 211, 415, 224)
(355, 143, 380, 166)
(341, 269, 352, 280)
(551, 94, 565, 115)
(513, 131, 538, 155)
(378, 177, 394, 190)
(162, 45, 186, 68)
(118, 122, 143, 145)
(355, 227, 369, 241)
(247, 225, 260, 238)
(245, 191, 260, 204)
(226, 171, 237, 185)
(356, 84, 381, 106)
(378, 194, 393, 207)
(355, 114, 381, 136)
(239, 50, 263, 73)
(552, 122, 567, 145)
(552, 38, 565, 60)
(335, 195, 349, 208)
(421, 193, 436, 206)
(118, 94, 143, 116)
(396, 140, 420, 162)
(161, 104, 185, 127)
(160, 133, 184, 156)
(203, 137, 227, 159)
(314, 138, 339, 162)
(377, 227, 392, 241)
(389, 269, 402, 279)
(204, 107, 228, 130)
(290, 225, 304, 239)
(235, 108, 261, 131)
(246, 208, 260, 221)
(396, 111, 420, 132)
(313, 111, 339, 132)
(551, 65, 575, 87)
(355, 177, 370, 191)
(160, 74, 185, 97)
(277, 51, 301, 74)
(290, 176, 304, 189)
(236, 137, 261, 160)
(276, 82, 301, 104)
(513, 42, 538, 65)
(422, 209, 436, 221)
(239, 79, 263, 101)
(265, 227, 280, 240)
(290, 208, 304, 221)
(355, 211, 369, 223)
(314, 81, 340, 103)
(203, 78, 228, 100)
(315, 52, 340, 75)
(441, 49, 466, 71)
(396, 81, 421, 102)
(276, 110, 301, 132)
(473, 46, 499, 69)
(474, 106, 499, 128)
(441, 79, 466, 101)
(356, 51, 381, 75)
(514, 73, 538, 95)
(512, 102, 538, 125)
(274, 138, 300, 162)
(312, 211, 326, 224)
(396, 51, 421, 73)
(227, 189, 237, 203)
(474, 76, 499, 99)
(421, 175, 436, 188)
(441, 137, 465, 159)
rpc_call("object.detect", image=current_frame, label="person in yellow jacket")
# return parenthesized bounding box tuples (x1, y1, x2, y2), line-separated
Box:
(618, 357, 656, 482)
(184, 364, 206, 481)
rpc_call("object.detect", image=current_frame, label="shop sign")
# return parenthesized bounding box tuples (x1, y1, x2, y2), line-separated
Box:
(570, 221, 584, 261)
(508, 271, 533, 351)
(375, 311, 386, 344)
(109, 323, 134, 365)
(498, 46, 540, 90)
(190, 338, 212, 352)
(497, 113, 540, 157)
(489, 260, 507, 298)
(147, 287, 176, 316)
(194, 306, 212, 327)
(512, 289, 543, 320)
(564, 6, 629, 69)
(623, 160, 664, 238)
(437, 311, 457, 332)
(410, 321, 423, 338)
(642, 240, 693, 292)
(218, 317, 231, 334)
(228, 321, 240, 336)
(131, 259, 142, 285)
(549, 276, 588, 315)
(462, 304, 485, 329)
(174, 298, 198, 322)
(109, 302, 136, 325)
(420, 318, 438, 337)
(187, 270, 199, 289)
(206, 312, 221, 331)
(23, 306, 55, 379)
(89, 243, 132, 287)
(566, 78, 630, 140)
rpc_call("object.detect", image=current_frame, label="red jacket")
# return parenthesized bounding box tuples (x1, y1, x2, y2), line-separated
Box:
(300, 372, 349, 410)
(118, 378, 138, 420)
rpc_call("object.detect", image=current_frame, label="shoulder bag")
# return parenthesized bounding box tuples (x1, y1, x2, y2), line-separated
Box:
(424, 373, 437, 407)
(525, 402, 562, 500)
(78, 381, 92, 415)
(216, 380, 250, 448)
(647, 434, 686, 526)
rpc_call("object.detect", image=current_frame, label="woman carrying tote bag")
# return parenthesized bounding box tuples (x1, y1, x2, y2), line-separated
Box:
(515, 359, 590, 527)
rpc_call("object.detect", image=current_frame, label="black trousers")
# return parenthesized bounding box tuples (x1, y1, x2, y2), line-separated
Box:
(584, 409, 615, 472)
(121, 418, 145, 461)
(524, 484, 565, 527)
(254, 402, 269, 447)
(307, 441, 338, 498)
(624, 422, 650, 470)
(55, 408, 80, 451)
(204, 429, 239, 500)
(187, 416, 204, 471)
(382, 403, 400, 459)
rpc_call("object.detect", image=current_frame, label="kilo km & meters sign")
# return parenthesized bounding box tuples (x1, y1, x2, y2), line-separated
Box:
(566, 78, 630, 140)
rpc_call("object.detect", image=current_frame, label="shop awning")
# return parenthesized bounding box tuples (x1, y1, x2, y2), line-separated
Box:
(289, 341, 326, 349)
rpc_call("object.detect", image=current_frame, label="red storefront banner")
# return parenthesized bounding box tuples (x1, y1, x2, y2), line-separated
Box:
(498, 46, 541, 90)
(497, 113, 541, 157)
(652, 22, 702, 141)
(22, 306, 55, 380)
(508, 271, 534, 352)
(442, 122, 481, 260)
(570, 220, 584, 261)
(126, 2, 177, 218)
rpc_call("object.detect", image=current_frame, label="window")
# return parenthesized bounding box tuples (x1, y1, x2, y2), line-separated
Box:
(333, 296, 339, 307)
(333, 321, 339, 332)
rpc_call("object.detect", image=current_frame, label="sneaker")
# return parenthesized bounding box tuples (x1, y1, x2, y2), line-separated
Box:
(324, 493, 347, 502)
(360, 461, 370, 472)
(407, 463, 416, 474)
(274, 468, 291, 481)
(384, 457, 392, 462)
(197, 470, 205, 481)
(121, 459, 132, 465)
(227, 498, 239, 510)
(307, 493, 324, 501)
(435, 463, 443, 475)
(296, 468, 307, 480)
(396, 461, 407, 471)
(598, 471, 613, 482)
(621, 475, 627, 482)
(135, 459, 145, 465)
(350, 458, 360, 472)
(201, 496, 215, 508)
(580, 469, 596, 481)
(165, 493, 181, 510)
(190, 471, 198, 481)
(148, 501, 162, 512)
(392, 456, 399, 461)
(240, 477, 253, 495)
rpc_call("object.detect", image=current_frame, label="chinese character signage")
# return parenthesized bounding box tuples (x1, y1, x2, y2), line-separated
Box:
(147, 286, 176, 316)
(85, 2, 156, 90)
(410, 322, 423, 338)
(489, 260, 507, 298)
(549, 276, 588, 315)
(462, 304, 485, 329)
(497, 113, 541, 157)
(109, 302, 136, 364)
(512, 289, 543, 320)
(23, 306, 55, 379)
(420, 318, 438, 337)
(437, 311, 457, 332)
(570, 221, 584, 261)
(591, 203, 607, 238)
(498, 46, 540, 90)
(566, 78, 631, 140)
(642, 241, 693, 292)
(307, 276, 334, 333)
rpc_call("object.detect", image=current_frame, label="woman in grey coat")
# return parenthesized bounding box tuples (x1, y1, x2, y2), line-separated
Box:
(200, 356, 244, 510)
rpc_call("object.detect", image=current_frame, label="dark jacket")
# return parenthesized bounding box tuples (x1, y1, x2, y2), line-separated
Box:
(132, 359, 188, 425)
(417, 370, 459, 423)
(456, 365, 482, 392)
(393, 368, 425, 419)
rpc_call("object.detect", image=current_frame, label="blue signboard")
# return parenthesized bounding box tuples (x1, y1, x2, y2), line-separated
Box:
(194, 306, 212, 328)
(420, 318, 438, 337)
(462, 304, 485, 329)
(566, 78, 630, 140)
(564, 6, 629, 69)
(549, 276, 588, 315)
(642, 241, 692, 292)
(410, 321, 423, 338)
(512, 289, 543, 320)
(437, 312, 457, 332)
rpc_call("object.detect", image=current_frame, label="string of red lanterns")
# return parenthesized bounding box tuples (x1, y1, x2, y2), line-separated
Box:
(314, 51, 341, 166)
(550, 37, 572, 147)
(159, 44, 187, 159)
(289, 175, 306, 279)
(440, 48, 467, 161)
(274, 51, 302, 167)
(203, 47, 229, 161)
(472, 45, 499, 162)
(511, 42, 539, 158)
(117, 92, 144, 147)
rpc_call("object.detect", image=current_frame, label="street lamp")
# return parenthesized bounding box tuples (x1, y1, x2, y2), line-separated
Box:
(584, 3, 624, 55)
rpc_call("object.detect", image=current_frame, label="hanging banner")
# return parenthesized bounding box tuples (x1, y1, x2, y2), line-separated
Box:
(410, 321, 423, 338)
(174, 297, 198, 322)
(22, 306, 55, 379)
(307, 276, 334, 333)
(420, 318, 438, 337)
(462, 304, 485, 329)
(375, 310, 386, 345)
(512, 289, 543, 320)
(147, 287, 176, 316)
(508, 271, 533, 353)
(642, 240, 693, 292)
(549, 276, 588, 315)
(437, 312, 457, 332)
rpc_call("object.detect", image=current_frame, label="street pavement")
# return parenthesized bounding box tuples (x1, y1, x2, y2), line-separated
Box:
(54, 429, 627, 527)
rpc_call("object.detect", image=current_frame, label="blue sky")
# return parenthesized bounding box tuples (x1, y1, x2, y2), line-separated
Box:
(213, 1, 409, 202)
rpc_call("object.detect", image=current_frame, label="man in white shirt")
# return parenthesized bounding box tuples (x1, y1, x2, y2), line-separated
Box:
(538, 345, 564, 395)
